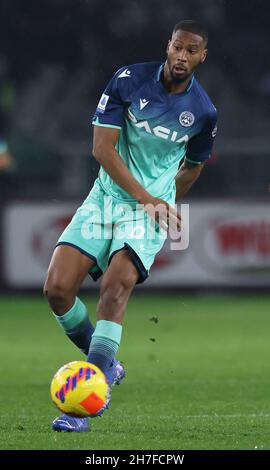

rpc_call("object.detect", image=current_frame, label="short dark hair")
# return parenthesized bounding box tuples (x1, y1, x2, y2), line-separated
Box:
(172, 20, 208, 46)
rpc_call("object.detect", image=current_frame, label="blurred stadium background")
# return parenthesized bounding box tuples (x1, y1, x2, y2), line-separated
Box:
(0, 0, 270, 450)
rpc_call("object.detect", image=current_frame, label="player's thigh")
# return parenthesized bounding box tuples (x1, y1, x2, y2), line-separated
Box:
(44, 244, 95, 293)
(101, 249, 139, 293)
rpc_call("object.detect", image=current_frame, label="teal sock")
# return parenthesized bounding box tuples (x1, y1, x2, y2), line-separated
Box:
(87, 320, 122, 373)
(53, 297, 94, 355)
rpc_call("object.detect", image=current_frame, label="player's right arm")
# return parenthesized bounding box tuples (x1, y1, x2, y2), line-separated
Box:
(92, 125, 150, 204)
(92, 126, 180, 231)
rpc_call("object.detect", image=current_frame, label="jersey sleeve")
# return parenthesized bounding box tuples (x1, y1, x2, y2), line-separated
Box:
(92, 67, 127, 129)
(185, 109, 217, 164)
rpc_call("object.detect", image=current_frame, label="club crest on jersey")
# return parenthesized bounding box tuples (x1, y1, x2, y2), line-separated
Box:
(179, 111, 195, 127)
(97, 93, 109, 113)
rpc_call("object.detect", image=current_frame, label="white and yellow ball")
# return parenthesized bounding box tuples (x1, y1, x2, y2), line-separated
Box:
(50, 361, 108, 417)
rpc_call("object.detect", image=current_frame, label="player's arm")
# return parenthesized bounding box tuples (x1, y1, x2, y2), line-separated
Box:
(175, 108, 218, 201)
(175, 159, 204, 201)
(92, 69, 152, 205)
(92, 125, 151, 204)
(92, 126, 180, 231)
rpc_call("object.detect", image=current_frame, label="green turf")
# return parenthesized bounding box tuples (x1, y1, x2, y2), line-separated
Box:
(0, 294, 270, 450)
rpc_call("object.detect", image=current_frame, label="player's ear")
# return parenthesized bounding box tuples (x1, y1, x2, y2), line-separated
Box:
(201, 48, 208, 63)
(166, 40, 171, 54)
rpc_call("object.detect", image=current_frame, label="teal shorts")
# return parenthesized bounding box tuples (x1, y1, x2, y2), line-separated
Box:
(57, 180, 169, 283)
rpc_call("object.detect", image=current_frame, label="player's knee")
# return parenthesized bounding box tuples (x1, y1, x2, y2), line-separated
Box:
(43, 278, 70, 313)
(120, 271, 138, 291)
(100, 273, 137, 306)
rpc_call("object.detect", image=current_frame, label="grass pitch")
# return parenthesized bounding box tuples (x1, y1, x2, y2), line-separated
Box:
(0, 294, 270, 450)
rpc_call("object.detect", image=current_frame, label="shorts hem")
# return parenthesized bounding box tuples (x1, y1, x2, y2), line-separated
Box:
(108, 243, 149, 284)
(55, 242, 103, 281)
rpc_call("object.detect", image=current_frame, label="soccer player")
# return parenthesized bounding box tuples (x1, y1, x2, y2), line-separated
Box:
(44, 20, 217, 432)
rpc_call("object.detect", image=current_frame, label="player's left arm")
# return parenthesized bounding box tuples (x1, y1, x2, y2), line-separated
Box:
(175, 159, 205, 201)
(175, 108, 217, 201)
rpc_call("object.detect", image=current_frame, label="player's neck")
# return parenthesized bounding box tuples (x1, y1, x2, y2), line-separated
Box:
(162, 66, 192, 94)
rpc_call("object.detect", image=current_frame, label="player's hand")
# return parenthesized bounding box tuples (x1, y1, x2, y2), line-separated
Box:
(141, 195, 181, 232)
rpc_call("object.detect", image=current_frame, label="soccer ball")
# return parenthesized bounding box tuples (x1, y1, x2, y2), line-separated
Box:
(50, 361, 108, 417)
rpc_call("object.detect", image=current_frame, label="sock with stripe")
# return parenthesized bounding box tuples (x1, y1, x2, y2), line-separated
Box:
(87, 320, 122, 373)
(53, 297, 94, 355)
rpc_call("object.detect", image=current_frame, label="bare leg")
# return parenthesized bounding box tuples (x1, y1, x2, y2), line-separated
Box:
(97, 249, 139, 324)
(44, 245, 95, 314)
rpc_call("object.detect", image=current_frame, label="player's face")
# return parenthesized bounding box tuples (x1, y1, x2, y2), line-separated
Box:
(166, 29, 207, 83)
